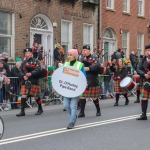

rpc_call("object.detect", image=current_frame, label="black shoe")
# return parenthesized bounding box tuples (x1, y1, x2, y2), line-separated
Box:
(96, 110, 101, 116)
(136, 115, 147, 120)
(77, 105, 81, 110)
(35, 109, 43, 115)
(134, 100, 140, 103)
(78, 112, 85, 118)
(63, 108, 66, 111)
(114, 102, 118, 106)
(125, 100, 129, 105)
(67, 123, 74, 129)
(16, 111, 25, 117)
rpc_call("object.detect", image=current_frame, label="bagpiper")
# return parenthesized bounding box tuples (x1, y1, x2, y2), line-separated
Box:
(16, 48, 43, 117)
(136, 45, 150, 120)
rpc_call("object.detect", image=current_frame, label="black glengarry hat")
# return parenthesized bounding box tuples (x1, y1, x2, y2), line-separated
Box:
(145, 45, 150, 50)
(23, 48, 32, 53)
(83, 45, 90, 50)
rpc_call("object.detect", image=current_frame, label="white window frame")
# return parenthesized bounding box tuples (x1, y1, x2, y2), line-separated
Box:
(123, 0, 130, 13)
(137, 33, 144, 56)
(106, 0, 114, 10)
(61, 20, 72, 53)
(138, 0, 145, 17)
(0, 11, 15, 58)
(83, 23, 94, 52)
(122, 31, 129, 56)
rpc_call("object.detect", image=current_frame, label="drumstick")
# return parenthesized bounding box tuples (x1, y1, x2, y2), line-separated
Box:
(132, 75, 140, 77)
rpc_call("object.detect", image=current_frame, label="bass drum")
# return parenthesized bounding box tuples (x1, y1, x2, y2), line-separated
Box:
(120, 77, 135, 92)
(0, 116, 4, 139)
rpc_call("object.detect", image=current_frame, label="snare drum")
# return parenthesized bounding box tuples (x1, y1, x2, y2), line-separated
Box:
(120, 77, 135, 92)
(133, 75, 140, 83)
(135, 77, 140, 83)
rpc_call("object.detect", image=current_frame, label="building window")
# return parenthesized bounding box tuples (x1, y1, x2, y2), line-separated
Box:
(83, 24, 93, 51)
(0, 11, 13, 55)
(123, 0, 130, 13)
(31, 16, 48, 30)
(138, 0, 145, 16)
(106, 0, 114, 10)
(61, 20, 72, 57)
(137, 33, 144, 56)
(103, 28, 113, 38)
(122, 31, 129, 55)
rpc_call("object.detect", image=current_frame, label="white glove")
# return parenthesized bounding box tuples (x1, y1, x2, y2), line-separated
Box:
(84, 67, 89, 71)
(58, 63, 63, 67)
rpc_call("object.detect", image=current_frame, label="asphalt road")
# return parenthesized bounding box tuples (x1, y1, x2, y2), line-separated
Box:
(0, 97, 150, 150)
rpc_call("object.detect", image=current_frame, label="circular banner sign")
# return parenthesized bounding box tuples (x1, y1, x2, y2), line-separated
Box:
(52, 66, 87, 98)
(0, 116, 4, 139)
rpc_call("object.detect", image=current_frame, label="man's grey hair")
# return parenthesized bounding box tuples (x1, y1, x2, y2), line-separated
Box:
(1, 52, 9, 58)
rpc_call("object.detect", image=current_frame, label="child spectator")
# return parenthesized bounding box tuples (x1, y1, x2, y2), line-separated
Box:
(3, 78, 13, 110)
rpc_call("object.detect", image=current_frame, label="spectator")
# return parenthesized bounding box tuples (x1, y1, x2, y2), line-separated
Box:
(111, 51, 117, 61)
(99, 63, 106, 99)
(126, 61, 132, 75)
(3, 78, 13, 110)
(129, 51, 138, 70)
(115, 48, 124, 60)
(32, 43, 39, 59)
(0, 60, 7, 105)
(1, 52, 11, 76)
(59, 46, 65, 63)
(38, 62, 48, 100)
(37, 44, 43, 61)
(54, 43, 62, 67)
(104, 61, 114, 98)
(10, 61, 22, 109)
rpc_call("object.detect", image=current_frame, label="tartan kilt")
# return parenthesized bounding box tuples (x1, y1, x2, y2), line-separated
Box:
(114, 80, 126, 94)
(136, 84, 140, 91)
(21, 84, 41, 97)
(140, 86, 150, 99)
(82, 85, 101, 98)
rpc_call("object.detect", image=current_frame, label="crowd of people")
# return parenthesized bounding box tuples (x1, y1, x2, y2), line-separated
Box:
(0, 42, 149, 130)
(61, 45, 149, 129)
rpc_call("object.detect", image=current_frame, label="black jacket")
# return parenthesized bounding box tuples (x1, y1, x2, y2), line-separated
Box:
(110, 66, 127, 80)
(82, 54, 103, 86)
(137, 56, 150, 83)
(11, 66, 21, 78)
(20, 57, 41, 85)
(11, 66, 21, 85)
(104, 68, 113, 82)
(54, 47, 61, 61)
(0, 59, 11, 76)
(130, 54, 138, 70)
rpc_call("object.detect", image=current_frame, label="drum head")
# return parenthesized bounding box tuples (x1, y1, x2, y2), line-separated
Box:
(120, 77, 132, 88)
(0, 116, 4, 139)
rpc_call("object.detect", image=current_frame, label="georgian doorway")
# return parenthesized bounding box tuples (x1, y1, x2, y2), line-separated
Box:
(103, 28, 117, 63)
(30, 14, 53, 65)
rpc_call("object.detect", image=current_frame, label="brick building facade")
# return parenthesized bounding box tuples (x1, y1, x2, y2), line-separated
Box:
(100, 0, 149, 63)
(0, 0, 99, 64)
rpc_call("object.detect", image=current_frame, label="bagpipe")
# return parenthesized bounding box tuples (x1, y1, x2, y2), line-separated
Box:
(82, 55, 99, 67)
(23, 60, 38, 72)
